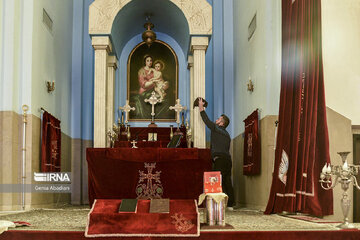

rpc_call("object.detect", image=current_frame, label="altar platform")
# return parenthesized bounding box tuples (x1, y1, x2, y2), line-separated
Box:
(1, 205, 360, 240)
(87, 148, 211, 205)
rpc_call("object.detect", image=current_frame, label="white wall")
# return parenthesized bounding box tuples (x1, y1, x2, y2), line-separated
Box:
(31, 0, 73, 134)
(233, 0, 281, 136)
(322, 0, 360, 126)
(0, 0, 22, 112)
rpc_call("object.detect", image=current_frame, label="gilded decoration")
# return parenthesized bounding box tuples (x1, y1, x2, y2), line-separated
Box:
(89, 0, 212, 35)
(136, 163, 164, 199)
(171, 213, 195, 233)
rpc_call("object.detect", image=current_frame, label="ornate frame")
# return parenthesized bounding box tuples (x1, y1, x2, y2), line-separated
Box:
(127, 40, 178, 121)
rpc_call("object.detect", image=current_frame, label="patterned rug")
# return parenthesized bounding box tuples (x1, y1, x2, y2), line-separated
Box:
(281, 214, 342, 224)
(0, 205, 359, 232)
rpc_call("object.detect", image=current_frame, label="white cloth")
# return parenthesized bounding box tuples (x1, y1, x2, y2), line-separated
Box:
(0, 220, 16, 234)
(198, 192, 228, 206)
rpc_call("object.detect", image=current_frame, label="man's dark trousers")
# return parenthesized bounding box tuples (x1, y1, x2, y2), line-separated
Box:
(213, 154, 235, 207)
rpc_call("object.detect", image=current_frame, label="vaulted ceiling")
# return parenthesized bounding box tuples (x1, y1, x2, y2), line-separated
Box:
(111, 0, 190, 56)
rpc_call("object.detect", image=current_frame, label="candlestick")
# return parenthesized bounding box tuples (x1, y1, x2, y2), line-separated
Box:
(319, 151, 360, 229)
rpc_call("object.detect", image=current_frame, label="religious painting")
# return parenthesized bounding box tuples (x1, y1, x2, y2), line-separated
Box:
(127, 40, 178, 121)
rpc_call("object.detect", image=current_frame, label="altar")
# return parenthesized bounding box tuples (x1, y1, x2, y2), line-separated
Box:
(115, 126, 188, 147)
(87, 147, 211, 206)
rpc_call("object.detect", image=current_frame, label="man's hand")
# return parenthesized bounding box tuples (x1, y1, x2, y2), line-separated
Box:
(198, 98, 205, 112)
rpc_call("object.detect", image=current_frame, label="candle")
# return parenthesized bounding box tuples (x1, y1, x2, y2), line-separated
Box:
(322, 164, 327, 174)
(326, 164, 331, 174)
(342, 161, 349, 171)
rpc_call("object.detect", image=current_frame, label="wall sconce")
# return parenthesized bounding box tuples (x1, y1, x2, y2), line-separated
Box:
(46, 81, 55, 93)
(247, 77, 254, 92)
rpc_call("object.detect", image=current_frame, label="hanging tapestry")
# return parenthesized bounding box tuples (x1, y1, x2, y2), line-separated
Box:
(41, 111, 61, 172)
(243, 109, 260, 175)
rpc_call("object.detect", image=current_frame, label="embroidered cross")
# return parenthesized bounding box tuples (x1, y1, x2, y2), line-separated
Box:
(136, 163, 163, 199)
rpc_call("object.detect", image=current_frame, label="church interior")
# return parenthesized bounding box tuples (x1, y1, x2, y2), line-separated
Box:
(1, 0, 360, 239)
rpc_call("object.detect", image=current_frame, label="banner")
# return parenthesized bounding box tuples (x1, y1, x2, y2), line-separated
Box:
(243, 109, 260, 175)
(41, 111, 61, 172)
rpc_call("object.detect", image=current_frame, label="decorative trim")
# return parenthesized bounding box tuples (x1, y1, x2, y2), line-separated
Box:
(89, 0, 212, 35)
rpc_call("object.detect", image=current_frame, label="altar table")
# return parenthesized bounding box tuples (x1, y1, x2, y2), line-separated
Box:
(87, 148, 211, 205)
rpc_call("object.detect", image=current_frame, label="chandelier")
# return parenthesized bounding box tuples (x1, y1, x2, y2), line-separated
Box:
(142, 15, 156, 47)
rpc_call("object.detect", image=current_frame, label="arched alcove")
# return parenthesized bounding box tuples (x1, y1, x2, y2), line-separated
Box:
(89, 0, 212, 147)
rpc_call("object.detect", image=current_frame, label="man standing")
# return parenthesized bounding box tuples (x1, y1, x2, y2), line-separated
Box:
(198, 98, 235, 208)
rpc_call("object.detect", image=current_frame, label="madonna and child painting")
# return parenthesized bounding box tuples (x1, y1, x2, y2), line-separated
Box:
(127, 40, 178, 121)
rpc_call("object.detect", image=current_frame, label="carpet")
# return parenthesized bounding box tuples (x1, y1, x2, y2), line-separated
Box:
(85, 199, 199, 237)
(282, 214, 342, 224)
(200, 223, 234, 230)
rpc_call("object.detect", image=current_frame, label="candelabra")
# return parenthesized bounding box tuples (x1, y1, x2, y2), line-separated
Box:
(107, 124, 120, 148)
(319, 151, 360, 229)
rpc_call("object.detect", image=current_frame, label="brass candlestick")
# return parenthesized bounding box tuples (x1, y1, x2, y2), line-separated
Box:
(126, 125, 131, 141)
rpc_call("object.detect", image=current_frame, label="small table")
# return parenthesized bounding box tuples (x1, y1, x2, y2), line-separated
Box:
(198, 193, 228, 226)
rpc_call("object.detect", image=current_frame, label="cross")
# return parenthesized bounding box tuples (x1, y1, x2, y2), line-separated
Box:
(144, 91, 161, 121)
(119, 100, 135, 124)
(138, 163, 162, 199)
(169, 99, 187, 126)
(131, 140, 138, 148)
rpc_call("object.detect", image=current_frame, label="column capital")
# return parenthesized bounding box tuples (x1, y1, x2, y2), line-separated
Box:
(187, 55, 194, 69)
(108, 55, 118, 69)
(190, 36, 209, 52)
(92, 36, 112, 53)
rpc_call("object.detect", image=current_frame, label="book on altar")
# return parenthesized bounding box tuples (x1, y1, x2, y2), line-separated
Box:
(118, 199, 138, 213)
(149, 198, 170, 213)
(203, 171, 222, 193)
(167, 134, 182, 148)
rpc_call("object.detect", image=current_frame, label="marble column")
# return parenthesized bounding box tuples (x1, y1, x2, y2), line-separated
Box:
(190, 37, 208, 148)
(106, 55, 117, 147)
(92, 36, 112, 147)
(187, 55, 194, 141)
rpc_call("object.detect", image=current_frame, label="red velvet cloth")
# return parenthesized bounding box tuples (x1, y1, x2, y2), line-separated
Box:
(85, 199, 199, 237)
(87, 148, 212, 206)
(265, 0, 333, 216)
(2, 229, 360, 240)
(243, 110, 260, 175)
(41, 111, 61, 172)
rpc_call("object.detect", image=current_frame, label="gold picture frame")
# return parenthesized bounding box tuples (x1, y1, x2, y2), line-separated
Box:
(127, 40, 178, 121)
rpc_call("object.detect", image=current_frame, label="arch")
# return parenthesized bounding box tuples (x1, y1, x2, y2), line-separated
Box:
(89, 0, 212, 36)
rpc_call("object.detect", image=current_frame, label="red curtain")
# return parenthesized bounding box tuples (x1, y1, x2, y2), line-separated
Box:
(243, 109, 261, 175)
(41, 111, 61, 172)
(265, 0, 333, 216)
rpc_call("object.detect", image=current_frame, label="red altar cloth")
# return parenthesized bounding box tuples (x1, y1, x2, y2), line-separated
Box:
(87, 148, 212, 206)
(85, 199, 199, 237)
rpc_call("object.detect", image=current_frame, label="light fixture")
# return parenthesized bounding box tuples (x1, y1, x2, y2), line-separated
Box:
(247, 77, 254, 92)
(46, 81, 55, 93)
(142, 15, 156, 47)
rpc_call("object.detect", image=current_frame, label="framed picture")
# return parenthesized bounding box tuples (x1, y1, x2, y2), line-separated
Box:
(127, 40, 178, 121)
(147, 133, 157, 142)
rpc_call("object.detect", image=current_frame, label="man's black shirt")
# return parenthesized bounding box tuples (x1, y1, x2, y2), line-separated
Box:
(200, 110, 231, 159)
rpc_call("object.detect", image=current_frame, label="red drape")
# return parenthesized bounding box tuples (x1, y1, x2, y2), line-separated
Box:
(243, 109, 261, 175)
(41, 111, 61, 172)
(265, 0, 333, 216)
